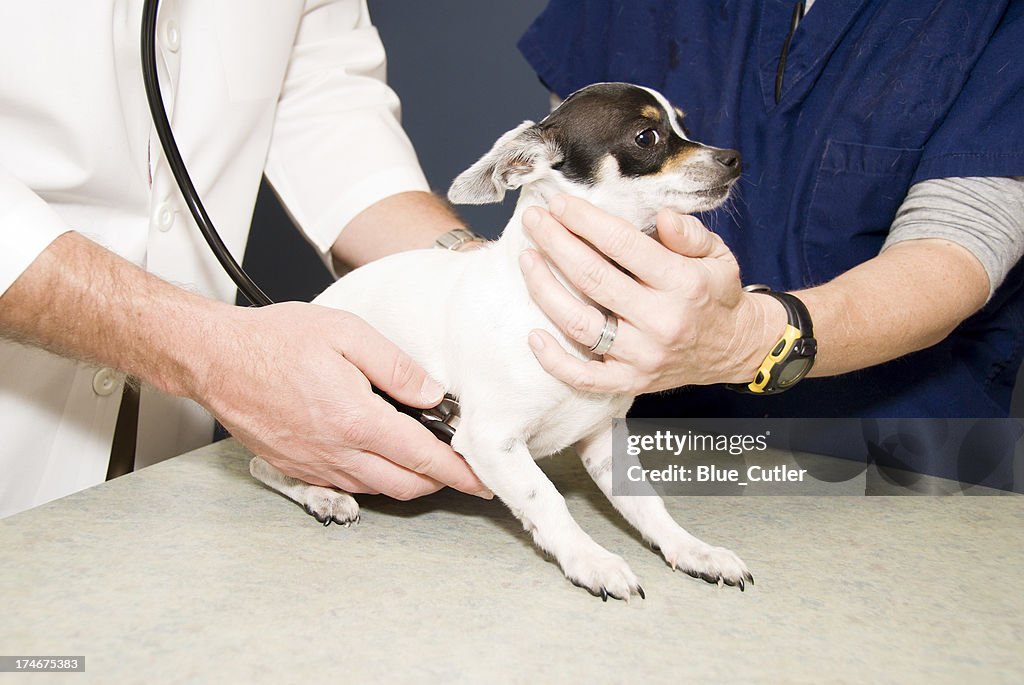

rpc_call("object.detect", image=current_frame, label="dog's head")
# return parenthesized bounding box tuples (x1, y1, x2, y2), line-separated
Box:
(448, 82, 740, 228)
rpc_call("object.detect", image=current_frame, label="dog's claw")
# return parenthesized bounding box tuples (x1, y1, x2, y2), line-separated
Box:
(304, 500, 361, 528)
(680, 566, 752, 592)
(572, 578, 634, 603)
(637, 585, 646, 600)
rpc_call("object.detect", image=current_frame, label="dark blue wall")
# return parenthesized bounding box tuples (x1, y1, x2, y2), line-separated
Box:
(241, 1, 549, 303)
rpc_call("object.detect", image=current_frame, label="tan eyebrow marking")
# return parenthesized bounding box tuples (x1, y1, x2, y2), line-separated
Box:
(641, 104, 662, 120)
(638, 85, 691, 140)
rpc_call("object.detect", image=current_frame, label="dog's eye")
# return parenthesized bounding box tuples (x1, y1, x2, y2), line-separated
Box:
(635, 128, 660, 149)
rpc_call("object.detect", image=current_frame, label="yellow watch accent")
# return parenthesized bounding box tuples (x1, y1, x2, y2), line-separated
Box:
(727, 286, 816, 395)
(746, 324, 802, 393)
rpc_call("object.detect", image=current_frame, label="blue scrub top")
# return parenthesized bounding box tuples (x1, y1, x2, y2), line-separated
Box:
(518, 0, 1024, 486)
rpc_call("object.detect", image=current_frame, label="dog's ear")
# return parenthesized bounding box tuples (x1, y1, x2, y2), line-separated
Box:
(448, 121, 562, 205)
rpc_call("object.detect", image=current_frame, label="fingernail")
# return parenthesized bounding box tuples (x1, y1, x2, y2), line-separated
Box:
(522, 206, 541, 229)
(475, 488, 495, 500)
(518, 250, 536, 271)
(528, 331, 545, 351)
(549, 194, 567, 216)
(420, 376, 444, 404)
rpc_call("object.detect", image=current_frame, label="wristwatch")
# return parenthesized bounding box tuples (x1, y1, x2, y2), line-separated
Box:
(727, 285, 817, 395)
(434, 228, 483, 251)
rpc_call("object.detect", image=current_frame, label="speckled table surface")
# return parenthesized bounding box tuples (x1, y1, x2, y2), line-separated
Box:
(1, 439, 1021, 684)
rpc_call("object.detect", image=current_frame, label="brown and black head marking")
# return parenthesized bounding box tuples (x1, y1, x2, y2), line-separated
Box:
(448, 82, 740, 215)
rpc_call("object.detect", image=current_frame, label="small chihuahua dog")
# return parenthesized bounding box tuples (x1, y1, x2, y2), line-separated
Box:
(251, 83, 751, 600)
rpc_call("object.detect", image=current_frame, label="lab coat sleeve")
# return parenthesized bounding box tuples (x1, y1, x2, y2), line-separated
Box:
(263, 0, 429, 265)
(0, 163, 72, 298)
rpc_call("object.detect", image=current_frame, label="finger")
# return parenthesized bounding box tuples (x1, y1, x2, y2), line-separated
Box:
(520, 249, 661, 366)
(316, 470, 379, 496)
(332, 311, 446, 408)
(522, 204, 645, 312)
(655, 210, 729, 260)
(527, 329, 639, 395)
(357, 395, 492, 499)
(321, 471, 378, 491)
(546, 194, 684, 290)
(334, 447, 445, 500)
(519, 249, 607, 347)
(263, 456, 380, 494)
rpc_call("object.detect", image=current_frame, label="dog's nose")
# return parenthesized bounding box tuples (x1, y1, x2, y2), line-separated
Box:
(713, 149, 742, 172)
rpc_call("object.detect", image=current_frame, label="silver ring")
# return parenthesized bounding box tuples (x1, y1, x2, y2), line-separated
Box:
(589, 313, 618, 356)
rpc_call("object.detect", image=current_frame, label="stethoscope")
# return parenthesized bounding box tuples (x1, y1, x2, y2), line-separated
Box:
(139, 0, 460, 443)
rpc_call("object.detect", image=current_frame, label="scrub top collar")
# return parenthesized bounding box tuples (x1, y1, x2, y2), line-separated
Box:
(759, 0, 871, 109)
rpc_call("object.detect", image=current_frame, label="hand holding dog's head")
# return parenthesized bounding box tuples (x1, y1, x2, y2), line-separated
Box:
(448, 82, 741, 226)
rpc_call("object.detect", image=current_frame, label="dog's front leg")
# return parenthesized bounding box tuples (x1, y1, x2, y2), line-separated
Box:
(452, 424, 643, 601)
(576, 427, 753, 590)
(249, 456, 361, 526)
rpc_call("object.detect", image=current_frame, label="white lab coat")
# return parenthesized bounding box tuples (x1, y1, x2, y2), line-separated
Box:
(0, 0, 429, 517)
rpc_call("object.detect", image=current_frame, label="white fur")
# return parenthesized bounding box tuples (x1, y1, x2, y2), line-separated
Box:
(250, 84, 751, 598)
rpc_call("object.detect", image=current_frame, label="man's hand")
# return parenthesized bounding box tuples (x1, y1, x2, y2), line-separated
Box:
(197, 302, 490, 500)
(0, 231, 490, 501)
(518, 194, 991, 394)
(517, 195, 784, 395)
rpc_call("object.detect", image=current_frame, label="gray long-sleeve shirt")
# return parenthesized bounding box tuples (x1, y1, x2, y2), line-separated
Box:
(883, 176, 1024, 299)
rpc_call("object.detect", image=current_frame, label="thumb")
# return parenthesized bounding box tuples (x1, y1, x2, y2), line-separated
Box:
(656, 210, 722, 259)
(336, 314, 445, 408)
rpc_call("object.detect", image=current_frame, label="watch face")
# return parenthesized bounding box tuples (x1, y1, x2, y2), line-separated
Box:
(778, 357, 813, 386)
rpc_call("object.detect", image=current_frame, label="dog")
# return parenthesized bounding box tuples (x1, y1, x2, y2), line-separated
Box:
(250, 82, 752, 600)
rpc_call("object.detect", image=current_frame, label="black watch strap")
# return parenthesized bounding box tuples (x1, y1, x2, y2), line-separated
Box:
(727, 286, 816, 395)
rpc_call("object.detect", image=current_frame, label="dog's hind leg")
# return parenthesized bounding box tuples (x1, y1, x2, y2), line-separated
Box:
(576, 427, 753, 590)
(452, 420, 643, 601)
(249, 456, 360, 527)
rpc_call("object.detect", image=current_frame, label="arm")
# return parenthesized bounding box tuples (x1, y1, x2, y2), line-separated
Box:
(330, 190, 468, 269)
(797, 238, 987, 378)
(0, 231, 489, 500)
(263, 0, 476, 273)
(516, 194, 992, 394)
(802, 175, 1023, 376)
(263, 2, 479, 271)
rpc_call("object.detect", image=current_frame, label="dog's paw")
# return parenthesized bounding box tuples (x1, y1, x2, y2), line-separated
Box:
(660, 538, 753, 591)
(561, 543, 645, 602)
(302, 487, 360, 527)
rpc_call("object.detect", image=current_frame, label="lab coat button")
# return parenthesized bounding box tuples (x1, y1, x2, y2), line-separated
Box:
(93, 368, 120, 397)
(163, 20, 181, 52)
(154, 202, 174, 232)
